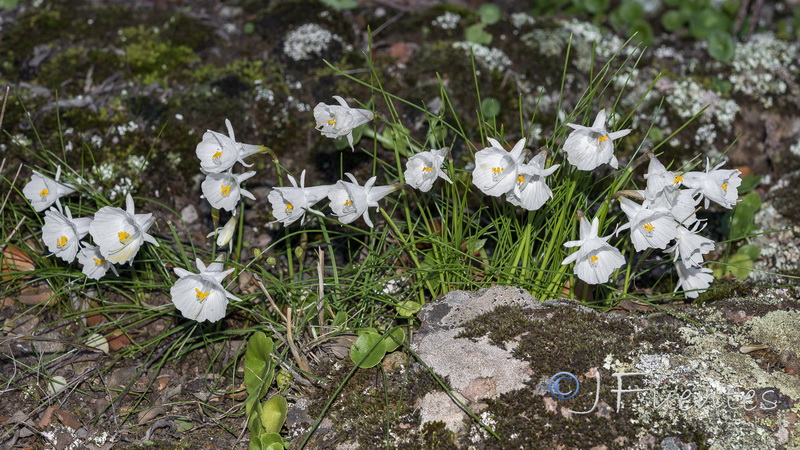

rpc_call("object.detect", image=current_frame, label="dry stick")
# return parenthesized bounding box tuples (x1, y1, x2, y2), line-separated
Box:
(0, 85, 9, 129)
(0, 163, 23, 218)
(252, 275, 311, 375)
(316, 249, 326, 334)
(0, 216, 27, 254)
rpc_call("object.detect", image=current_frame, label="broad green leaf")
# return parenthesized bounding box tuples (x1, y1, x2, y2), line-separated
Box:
(383, 327, 406, 353)
(737, 244, 761, 260)
(244, 332, 275, 400)
(707, 31, 735, 62)
(350, 330, 387, 368)
(260, 394, 289, 434)
(465, 24, 492, 45)
(396, 300, 422, 317)
(628, 20, 654, 46)
(479, 4, 502, 25)
(661, 10, 686, 32)
(480, 98, 501, 119)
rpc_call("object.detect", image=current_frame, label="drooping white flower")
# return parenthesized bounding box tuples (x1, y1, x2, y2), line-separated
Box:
(328, 173, 396, 228)
(23, 166, 77, 212)
(77, 244, 119, 280)
(404, 148, 452, 192)
(561, 217, 625, 285)
(644, 155, 684, 200)
(617, 197, 679, 252)
(314, 96, 374, 151)
(666, 223, 716, 267)
(170, 257, 240, 323)
(42, 205, 92, 263)
(505, 151, 560, 211)
(563, 109, 631, 171)
(195, 119, 263, 173)
(646, 188, 701, 228)
(206, 216, 238, 247)
(682, 158, 742, 209)
(89, 193, 159, 265)
(201, 170, 256, 213)
(674, 259, 714, 299)
(472, 137, 526, 197)
(268, 170, 333, 226)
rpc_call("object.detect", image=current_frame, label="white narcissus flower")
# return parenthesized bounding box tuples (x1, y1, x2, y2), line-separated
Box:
(674, 259, 714, 299)
(646, 188, 701, 228)
(195, 119, 263, 173)
(201, 170, 256, 213)
(314, 96, 374, 151)
(404, 148, 452, 192)
(268, 170, 333, 226)
(328, 173, 396, 228)
(644, 155, 684, 199)
(562, 217, 625, 285)
(617, 197, 679, 252)
(563, 109, 631, 171)
(89, 193, 159, 265)
(42, 205, 92, 263)
(505, 151, 560, 211)
(666, 223, 716, 267)
(472, 137, 526, 197)
(23, 166, 77, 212)
(77, 244, 119, 280)
(170, 257, 240, 323)
(682, 158, 742, 209)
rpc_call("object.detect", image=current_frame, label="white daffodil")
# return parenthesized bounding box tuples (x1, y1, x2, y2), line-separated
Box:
(314, 96, 374, 151)
(201, 170, 256, 213)
(196, 119, 263, 173)
(643, 155, 684, 199)
(23, 165, 77, 212)
(206, 216, 238, 247)
(328, 173, 396, 228)
(666, 223, 716, 267)
(562, 217, 625, 285)
(42, 205, 92, 263)
(268, 170, 333, 226)
(404, 148, 452, 192)
(674, 259, 714, 299)
(682, 158, 742, 209)
(89, 193, 159, 265)
(646, 188, 701, 227)
(170, 257, 240, 323)
(617, 197, 679, 252)
(505, 151, 560, 211)
(563, 109, 631, 171)
(77, 244, 119, 280)
(472, 137, 526, 197)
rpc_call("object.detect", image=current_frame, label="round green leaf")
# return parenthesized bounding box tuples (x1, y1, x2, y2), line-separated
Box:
(689, 9, 730, 39)
(707, 31, 735, 62)
(383, 327, 406, 353)
(661, 10, 686, 32)
(737, 244, 761, 260)
(396, 300, 422, 317)
(579, 0, 610, 15)
(726, 253, 754, 279)
(628, 20, 654, 46)
(260, 394, 288, 434)
(465, 24, 493, 45)
(481, 97, 501, 119)
(616, 1, 644, 22)
(479, 3, 502, 25)
(350, 331, 387, 368)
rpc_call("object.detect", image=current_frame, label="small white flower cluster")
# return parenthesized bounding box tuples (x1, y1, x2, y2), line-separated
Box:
(283, 23, 339, 62)
(451, 42, 512, 73)
(24, 167, 158, 280)
(432, 12, 460, 30)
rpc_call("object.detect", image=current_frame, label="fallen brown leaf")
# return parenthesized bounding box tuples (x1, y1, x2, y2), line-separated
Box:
(55, 409, 81, 430)
(37, 405, 56, 428)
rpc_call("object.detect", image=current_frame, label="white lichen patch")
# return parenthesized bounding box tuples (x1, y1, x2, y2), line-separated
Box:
(747, 310, 800, 355)
(560, 19, 629, 60)
(451, 42, 512, 73)
(510, 12, 535, 28)
(661, 78, 740, 131)
(283, 23, 339, 62)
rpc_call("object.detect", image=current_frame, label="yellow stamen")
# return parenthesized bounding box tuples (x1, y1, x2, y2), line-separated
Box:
(598, 135, 608, 142)
(643, 222, 655, 233)
(422, 166, 434, 173)
(721, 182, 728, 192)
(118, 231, 132, 244)
(56, 236, 68, 248)
(343, 200, 353, 207)
(327, 118, 336, 126)
(589, 255, 599, 263)
(93, 257, 105, 266)
(673, 175, 683, 184)
(195, 288, 210, 302)
(517, 175, 525, 184)
(286, 203, 294, 211)
(221, 184, 231, 196)
(39, 188, 49, 200)
(492, 167, 503, 174)
(212, 150, 223, 160)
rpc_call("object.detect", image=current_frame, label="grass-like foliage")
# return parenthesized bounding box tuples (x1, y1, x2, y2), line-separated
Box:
(0, 35, 751, 446)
